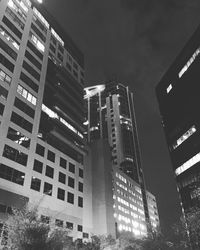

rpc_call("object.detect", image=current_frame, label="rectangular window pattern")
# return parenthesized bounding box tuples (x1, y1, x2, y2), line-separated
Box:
(3, 144, 28, 166)
(2, 16, 22, 39)
(78, 196, 83, 208)
(173, 126, 196, 150)
(0, 85, 8, 100)
(0, 37, 17, 60)
(45, 165, 54, 178)
(10, 111, 33, 133)
(0, 68, 12, 84)
(25, 50, 42, 70)
(14, 97, 35, 118)
(66, 222, 73, 230)
(30, 177, 41, 191)
(0, 25, 20, 50)
(20, 72, 39, 93)
(60, 157, 67, 169)
(68, 176, 74, 188)
(0, 102, 4, 115)
(0, 163, 25, 185)
(57, 188, 65, 201)
(33, 159, 43, 173)
(7, 127, 30, 149)
(43, 182, 52, 196)
(58, 172, 66, 184)
(69, 162, 75, 173)
(22, 60, 40, 81)
(17, 84, 37, 105)
(35, 143, 45, 156)
(5, 7, 25, 30)
(67, 192, 74, 204)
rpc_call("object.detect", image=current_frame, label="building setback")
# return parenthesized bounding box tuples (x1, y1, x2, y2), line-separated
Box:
(0, 0, 91, 242)
(156, 24, 200, 214)
(85, 82, 159, 237)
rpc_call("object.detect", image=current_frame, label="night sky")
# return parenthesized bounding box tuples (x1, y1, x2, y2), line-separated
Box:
(44, 0, 200, 234)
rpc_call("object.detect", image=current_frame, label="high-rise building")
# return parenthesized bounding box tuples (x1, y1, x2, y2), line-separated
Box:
(85, 82, 159, 237)
(156, 24, 200, 214)
(0, 0, 91, 242)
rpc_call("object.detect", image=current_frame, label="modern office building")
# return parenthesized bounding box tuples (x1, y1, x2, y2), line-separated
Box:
(85, 82, 159, 237)
(156, 24, 200, 214)
(0, 0, 91, 242)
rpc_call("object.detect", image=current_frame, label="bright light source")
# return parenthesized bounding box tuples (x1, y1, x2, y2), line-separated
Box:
(37, 0, 43, 3)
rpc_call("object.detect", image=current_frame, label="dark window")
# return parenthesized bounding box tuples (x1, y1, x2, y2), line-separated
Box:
(58, 172, 66, 184)
(47, 150, 55, 162)
(0, 85, 8, 100)
(33, 16, 47, 34)
(50, 35, 56, 45)
(31, 23, 46, 42)
(50, 44, 56, 53)
(5, 7, 25, 30)
(30, 177, 41, 191)
(33, 159, 43, 173)
(67, 192, 74, 204)
(10, 111, 33, 133)
(66, 221, 73, 230)
(57, 53, 63, 62)
(78, 196, 83, 208)
(57, 188, 65, 201)
(78, 182, 83, 192)
(43, 182, 52, 196)
(3, 144, 28, 166)
(0, 53, 14, 72)
(20, 72, 39, 93)
(77, 225, 82, 232)
(25, 50, 42, 70)
(79, 168, 83, 178)
(0, 37, 17, 60)
(83, 232, 89, 238)
(60, 157, 67, 169)
(58, 44, 64, 54)
(36, 143, 45, 156)
(7, 127, 30, 149)
(2, 16, 22, 39)
(27, 40, 43, 60)
(0, 163, 25, 185)
(14, 97, 35, 118)
(45, 165, 54, 178)
(22, 61, 40, 81)
(69, 162, 75, 173)
(0, 204, 7, 213)
(41, 215, 50, 224)
(0, 102, 5, 116)
(55, 219, 63, 227)
(68, 176, 74, 188)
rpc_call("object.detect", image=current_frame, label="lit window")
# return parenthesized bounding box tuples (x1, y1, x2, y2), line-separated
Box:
(173, 125, 196, 149)
(0, 26, 20, 50)
(17, 84, 37, 105)
(15, 0, 29, 12)
(0, 69, 12, 84)
(179, 47, 200, 78)
(175, 152, 200, 176)
(51, 28, 64, 46)
(166, 84, 172, 93)
(33, 7, 49, 28)
(30, 34, 45, 53)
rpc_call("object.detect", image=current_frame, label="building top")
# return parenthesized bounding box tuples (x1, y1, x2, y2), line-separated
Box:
(30, 0, 84, 67)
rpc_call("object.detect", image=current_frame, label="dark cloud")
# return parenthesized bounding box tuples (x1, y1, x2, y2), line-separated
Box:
(45, 0, 200, 233)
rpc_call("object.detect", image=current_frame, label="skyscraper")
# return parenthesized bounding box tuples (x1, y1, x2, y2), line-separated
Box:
(0, 0, 91, 241)
(85, 82, 159, 237)
(156, 24, 200, 214)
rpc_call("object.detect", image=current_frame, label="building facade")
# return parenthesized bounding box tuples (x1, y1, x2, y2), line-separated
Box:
(156, 24, 200, 214)
(85, 82, 159, 237)
(0, 0, 91, 242)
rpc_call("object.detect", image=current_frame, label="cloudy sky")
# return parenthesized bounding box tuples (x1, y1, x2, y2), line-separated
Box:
(45, 0, 200, 234)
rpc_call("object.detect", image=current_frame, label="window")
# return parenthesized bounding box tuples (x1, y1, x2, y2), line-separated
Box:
(25, 50, 42, 70)
(50, 43, 56, 53)
(47, 150, 55, 162)
(17, 84, 37, 105)
(10, 111, 33, 133)
(50, 35, 56, 45)
(69, 162, 75, 173)
(166, 84, 172, 93)
(45, 165, 54, 178)
(0, 102, 5, 115)
(27, 40, 43, 60)
(41, 215, 50, 224)
(173, 125, 196, 150)
(31, 23, 46, 42)
(0, 85, 8, 100)
(58, 44, 64, 54)
(43, 182, 52, 196)
(77, 225, 82, 232)
(0, 163, 25, 185)
(30, 177, 41, 191)
(0, 68, 12, 84)
(79, 168, 83, 178)
(67, 192, 74, 204)
(20, 71, 39, 93)
(14, 97, 35, 118)
(7, 0, 27, 22)
(58, 172, 66, 184)
(78, 196, 83, 208)
(30, 33, 45, 53)
(33, 7, 49, 29)
(57, 188, 65, 201)
(33, 159, 43, 173)
(83, 232, 89, 238)
(57, 53, 63, 62)
(7, 127, 30, 149)
(5, 7, 25, 30)
(2, 16, 22, 39)
(33, 15, 47, 34)
(35, 143, 45, 156)
(68, 176, 74, 188)
(3, 144, 28, 166)
(55, 219, 63, 227)
(60, 157, 67, 169)
(78, 182, 83, 192)
(22, 60, 40, 81)
(66, 221, 73, 230)
(0, 37, 17, 60)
